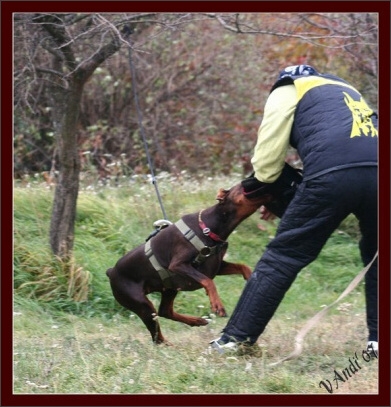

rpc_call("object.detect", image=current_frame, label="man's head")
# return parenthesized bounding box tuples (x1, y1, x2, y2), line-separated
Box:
(277, 65, 319, 80)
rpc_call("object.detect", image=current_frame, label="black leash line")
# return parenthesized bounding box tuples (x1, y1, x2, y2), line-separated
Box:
(127, 43, 168, 220)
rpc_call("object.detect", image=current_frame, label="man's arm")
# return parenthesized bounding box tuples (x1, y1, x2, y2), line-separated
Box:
(251, 84, 297, 183)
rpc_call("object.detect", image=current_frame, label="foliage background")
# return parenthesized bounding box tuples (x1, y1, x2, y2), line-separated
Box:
(14, 12, 378, 179)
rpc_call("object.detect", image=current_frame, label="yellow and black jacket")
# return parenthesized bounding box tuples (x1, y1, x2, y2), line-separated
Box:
(272, 73, 378, 181)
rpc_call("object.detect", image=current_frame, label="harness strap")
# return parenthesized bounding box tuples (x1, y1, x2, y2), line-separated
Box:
(144, 218, 228, 288)
(176, 218, 228, 265)
(144, 239, 175, 288)
(175, 219, 206, 252)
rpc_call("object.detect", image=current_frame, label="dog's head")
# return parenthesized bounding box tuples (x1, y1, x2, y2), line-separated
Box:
(216, 183, 273, 220)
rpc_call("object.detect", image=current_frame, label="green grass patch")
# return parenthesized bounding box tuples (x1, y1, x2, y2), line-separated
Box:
(13, 177, 377, 394)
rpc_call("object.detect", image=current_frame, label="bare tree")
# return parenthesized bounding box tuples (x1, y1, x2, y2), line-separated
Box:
(13, 12, 200, 258)
(15, 14, 131, 257)
(37, 14, 123, 257)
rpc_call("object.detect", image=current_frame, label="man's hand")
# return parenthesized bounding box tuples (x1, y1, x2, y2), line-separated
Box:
(259, 205, 277, 221)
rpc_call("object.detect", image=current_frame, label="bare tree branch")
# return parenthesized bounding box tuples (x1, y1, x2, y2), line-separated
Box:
(205, 13, 378, 48)
(32, 14, 77, 71)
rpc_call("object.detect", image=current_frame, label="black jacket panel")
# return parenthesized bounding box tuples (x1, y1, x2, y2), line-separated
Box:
(273, 74, 378, 180)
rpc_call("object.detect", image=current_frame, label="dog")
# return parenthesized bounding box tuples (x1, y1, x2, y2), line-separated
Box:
(106, 182, 273, 344)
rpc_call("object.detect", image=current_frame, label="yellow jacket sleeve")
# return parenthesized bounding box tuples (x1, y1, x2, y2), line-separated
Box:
(251, 84, 297, 183)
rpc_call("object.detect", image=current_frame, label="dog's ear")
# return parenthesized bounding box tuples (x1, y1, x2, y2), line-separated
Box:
(216, 188, 229, 203)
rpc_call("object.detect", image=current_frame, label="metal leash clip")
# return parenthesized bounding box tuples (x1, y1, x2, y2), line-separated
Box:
(153, 219, 173, 230)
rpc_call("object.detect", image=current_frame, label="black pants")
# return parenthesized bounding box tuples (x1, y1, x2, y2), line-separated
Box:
(222, 167, 378, 343)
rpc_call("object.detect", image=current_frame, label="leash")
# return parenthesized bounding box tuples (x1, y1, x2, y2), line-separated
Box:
(127, 37, 168, 220)
(268, 251, 378, 367)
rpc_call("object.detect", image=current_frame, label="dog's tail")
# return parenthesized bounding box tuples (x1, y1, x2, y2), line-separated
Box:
(106, 267, 114, 279)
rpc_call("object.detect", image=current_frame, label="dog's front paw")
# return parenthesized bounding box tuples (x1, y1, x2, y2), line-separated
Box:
(241, 265, 252, 280)
(219, 309, 228, 317)
(212, 305, 227, 317)
(187, 317, 209, 326)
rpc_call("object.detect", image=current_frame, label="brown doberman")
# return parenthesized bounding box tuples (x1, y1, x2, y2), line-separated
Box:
(106, 183, 272, 344)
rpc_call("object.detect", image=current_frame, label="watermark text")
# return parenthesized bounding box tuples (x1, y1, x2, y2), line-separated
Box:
(319, 343, 378, 394)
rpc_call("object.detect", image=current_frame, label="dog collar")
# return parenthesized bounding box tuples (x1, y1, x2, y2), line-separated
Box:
(198, 210, 225, 242)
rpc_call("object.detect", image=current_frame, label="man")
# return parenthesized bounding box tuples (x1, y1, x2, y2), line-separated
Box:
(210, 65, 378, 354)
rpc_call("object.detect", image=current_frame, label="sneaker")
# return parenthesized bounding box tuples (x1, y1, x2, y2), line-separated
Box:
(367, 341, 378, 357)
(209, 337, 262, 357)
(209, 337, 238, 354)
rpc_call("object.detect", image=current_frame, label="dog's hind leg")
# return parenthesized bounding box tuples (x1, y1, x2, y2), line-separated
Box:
(134, 298, 166, 344)
(158, 289, 209, 327)
(110, 281, 166, 344)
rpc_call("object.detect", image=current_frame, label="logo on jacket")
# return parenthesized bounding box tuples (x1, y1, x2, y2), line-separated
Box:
(343, 92, 378, 138)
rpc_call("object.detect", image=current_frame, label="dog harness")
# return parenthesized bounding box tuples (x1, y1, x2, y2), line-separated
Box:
(144, 217, 228, 288)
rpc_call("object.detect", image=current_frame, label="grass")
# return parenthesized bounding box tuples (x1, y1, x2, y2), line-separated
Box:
(12, 174, 378, 395)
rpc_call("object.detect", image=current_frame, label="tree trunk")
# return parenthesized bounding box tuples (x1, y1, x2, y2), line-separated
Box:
(49, 80, 83, 258)
(37, 13, 122, 258)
